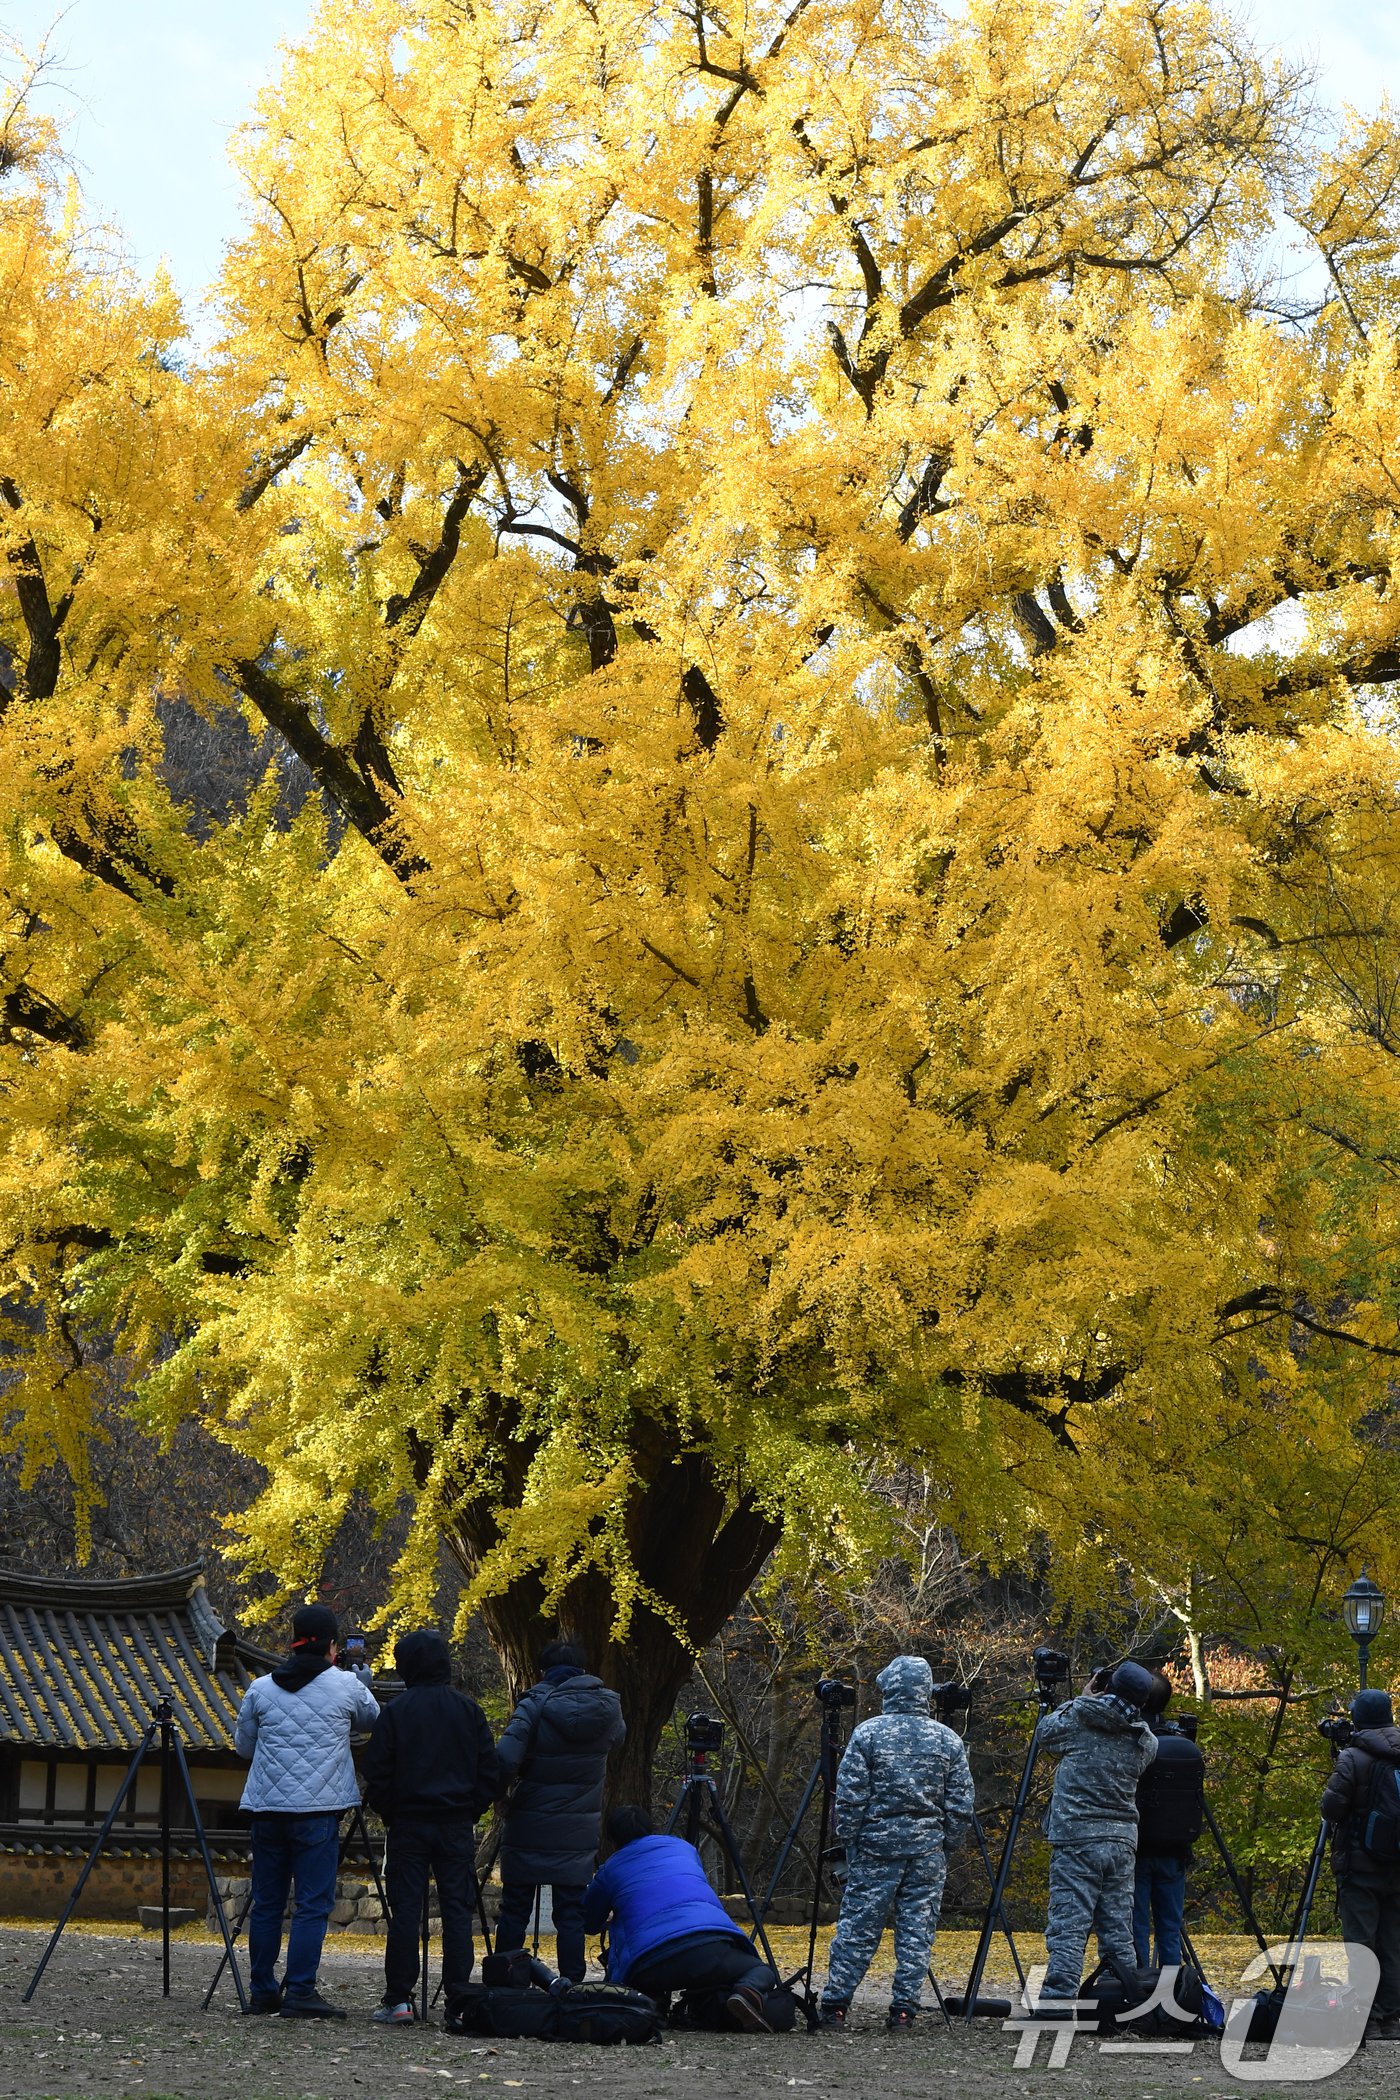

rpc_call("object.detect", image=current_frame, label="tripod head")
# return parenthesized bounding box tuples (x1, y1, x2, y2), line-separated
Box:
(1032, 1646, 1071, 1707)
(932, 1680, 972, 1729)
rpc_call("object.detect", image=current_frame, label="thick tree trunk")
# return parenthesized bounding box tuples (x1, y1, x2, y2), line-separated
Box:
(443, 1421, 780, 1815)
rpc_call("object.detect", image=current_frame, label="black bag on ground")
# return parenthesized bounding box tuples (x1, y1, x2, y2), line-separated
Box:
(445, 1980, 663, 2046)
(1080, 1964, 1207, 2037)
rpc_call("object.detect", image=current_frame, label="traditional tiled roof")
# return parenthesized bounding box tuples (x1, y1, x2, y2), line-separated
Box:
(0, 1563, 273, 1754)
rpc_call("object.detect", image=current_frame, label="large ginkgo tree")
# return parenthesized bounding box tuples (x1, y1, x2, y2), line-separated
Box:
(5, 1, 1400, 1790)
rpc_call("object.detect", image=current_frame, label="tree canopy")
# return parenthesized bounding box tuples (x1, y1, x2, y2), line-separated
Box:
(5, 0, 1400, 1768)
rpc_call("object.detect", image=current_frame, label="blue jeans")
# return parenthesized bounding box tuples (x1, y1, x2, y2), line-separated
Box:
(1132, 1853, 1187, 1968)
(248, 1811, 341, 1999)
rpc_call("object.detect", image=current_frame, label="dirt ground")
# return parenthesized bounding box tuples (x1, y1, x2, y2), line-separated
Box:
(0, 1922, 1394, 2100)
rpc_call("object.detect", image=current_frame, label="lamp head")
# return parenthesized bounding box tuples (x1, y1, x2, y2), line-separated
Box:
(1343, 1572, 1386, 1645)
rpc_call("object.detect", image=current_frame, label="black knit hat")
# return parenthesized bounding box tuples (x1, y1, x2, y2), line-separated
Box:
(1351, 1689, 1394, 1728)
(291, 1603, 339, 1654)
(1109, 1661, 1156, 1710)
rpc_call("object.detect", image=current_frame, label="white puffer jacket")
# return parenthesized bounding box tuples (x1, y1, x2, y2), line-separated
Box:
(235, 1666, 380, 1813)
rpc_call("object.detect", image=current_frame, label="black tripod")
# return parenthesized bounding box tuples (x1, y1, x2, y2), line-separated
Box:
(24, 1699, 247, 2012)
(202, 1798, 391, 2011)
(959, 1657, 1070, 2022)
(666, 1717, 778, 1971)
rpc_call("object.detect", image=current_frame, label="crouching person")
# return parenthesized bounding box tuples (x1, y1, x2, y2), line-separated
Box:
(234, 1604, 380, 2018)
(362, 1630, 500, 2025)
(1036, 1661, 1158, 2008)
(818, 1655, 974, 2033)
(583, 1807, 783, 2031)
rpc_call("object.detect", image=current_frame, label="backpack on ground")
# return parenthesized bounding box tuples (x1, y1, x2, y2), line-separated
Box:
(1357, 1751, 1400, 1859)
(444, 1979, 663, 2046)
(1079, 1963, 1210, 2037)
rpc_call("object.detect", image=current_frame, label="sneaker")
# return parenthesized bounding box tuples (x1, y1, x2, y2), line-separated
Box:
(1382, 2016, 1400, 2040)
(245, 1989, 284, 2016)
(280, 1991, 348, 2020)
(372, 2000, 416, 2025)
(816, 2001, 848, 2031)
(887, 2006, 917, 2033)
(726, 1985, 774, 2034)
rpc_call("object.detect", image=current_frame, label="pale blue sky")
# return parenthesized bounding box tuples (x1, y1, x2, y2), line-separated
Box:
(5, 0, 1400, 316)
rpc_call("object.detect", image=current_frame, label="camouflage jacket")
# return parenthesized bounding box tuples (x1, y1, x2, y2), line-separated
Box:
(1036, 1693, 1158, 1845)
(834, 1656, 975, 1857)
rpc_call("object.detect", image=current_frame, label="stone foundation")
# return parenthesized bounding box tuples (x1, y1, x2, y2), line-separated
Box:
(0, 1849, 243, 1922)
(207, 1875, 508, 1936)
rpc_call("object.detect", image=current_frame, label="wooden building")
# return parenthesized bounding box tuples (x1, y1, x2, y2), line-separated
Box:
(0, 1562, 274, 1916)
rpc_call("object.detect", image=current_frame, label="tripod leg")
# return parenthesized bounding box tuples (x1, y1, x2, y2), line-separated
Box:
(160, 1714, 173, 1997)
(962, 1722, 1045, 2022)
(343, 1800, 391, 1917)
(801, 1770, 837, 2024)
(201, 1890, 253, 2013)
(170, 1733, 249, 2016)
(23, 1721, 159, 2003)
(702, 1780, 779, 1971)
(971, 1810, 1027, 1989)
(757, 1762, 821, 1929)
(421, 1885, 431, 2025)
(1201, 1795, 1281, 1984)
(1280, 1818, 1330, 1990)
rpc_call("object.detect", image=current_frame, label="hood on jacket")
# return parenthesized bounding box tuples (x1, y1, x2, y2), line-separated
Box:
(1352, 1724, 1400, 1761)
(546, 1675, 622, 1742)
(877, 1655, 933, 1714)
(395, 1629, 452, 1686)
(1079, 1691, 1147, 1733)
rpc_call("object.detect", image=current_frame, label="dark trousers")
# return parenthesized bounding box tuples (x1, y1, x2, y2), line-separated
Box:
(496, 1879, 587, 1982)
(248, 1810, 341, 2000)
(630, 1929, 779, 2024)
(384, 1815, 478, 2007)
(1338, 1874, 1400, 2022)
(1132, 1854, 1187, 1968)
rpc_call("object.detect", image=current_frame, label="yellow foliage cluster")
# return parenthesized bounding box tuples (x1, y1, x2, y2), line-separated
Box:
(4, 2, 1400, 1687)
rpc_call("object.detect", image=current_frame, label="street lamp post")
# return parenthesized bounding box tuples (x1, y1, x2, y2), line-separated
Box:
(1342, 1572, 1386, 1691)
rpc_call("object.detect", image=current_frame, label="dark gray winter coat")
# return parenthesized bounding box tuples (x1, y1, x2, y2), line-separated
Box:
(1322, 1723, 1400, 1880)
(1037, 1692, 1157, 1845)
(496, 1670, 626, 1885)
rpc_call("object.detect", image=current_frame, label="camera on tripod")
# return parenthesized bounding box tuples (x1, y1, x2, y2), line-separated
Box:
(815, 1678, 856, 1709)
(932, 1679, 972, 1720)
(1033, 1646, 1071, 1698)
(1318, 1711, 1353, 1751)
(684, 1711, 725, 1760)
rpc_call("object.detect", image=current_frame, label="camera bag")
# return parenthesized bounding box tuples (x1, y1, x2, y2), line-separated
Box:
(1080, 1963, 1209, 2036)
(444, 1981, 664, 2046)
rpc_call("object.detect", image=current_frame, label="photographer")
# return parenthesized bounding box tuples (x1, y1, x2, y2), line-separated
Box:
(1321, 1689, 1400, 2044)
(1132, 1672, 1204, 1972)
(817, 1655, 974, 2033)
(494, 1640, 625, 1982)
(234, 1603, 380, 2019)
(361, 1629, 500, 2025)
(583, 1807, 784, 2031)
(1035, 1661, 1157, 2006)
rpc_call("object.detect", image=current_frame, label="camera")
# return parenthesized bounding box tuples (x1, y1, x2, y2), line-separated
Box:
(684, 1712, 725, 1758)
(1033, 1646, 1071, 1694)
(932, 1680, 972, 1719)
(816, 1679, 856, 1709)
(1318, 1712, 1353, 1751)
(1174, 1712, 1199, 1741)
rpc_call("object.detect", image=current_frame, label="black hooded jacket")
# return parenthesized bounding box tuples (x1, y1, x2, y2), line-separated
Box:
(361, 1631, 500, 1822)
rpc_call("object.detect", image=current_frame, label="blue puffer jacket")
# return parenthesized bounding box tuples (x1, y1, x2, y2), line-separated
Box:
(235, 1665, 380, 1813)
(582, 1835, 747, 1984)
